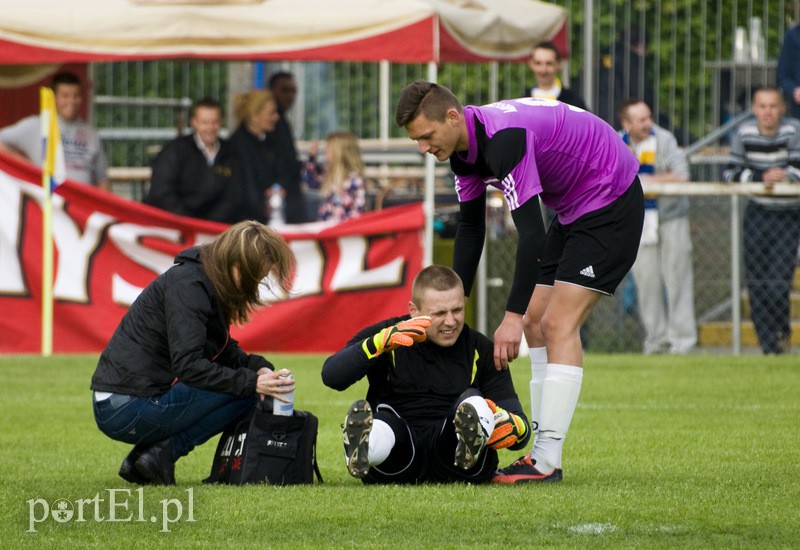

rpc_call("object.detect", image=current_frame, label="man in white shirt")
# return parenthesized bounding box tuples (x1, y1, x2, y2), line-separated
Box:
(0, 71, 109, 190)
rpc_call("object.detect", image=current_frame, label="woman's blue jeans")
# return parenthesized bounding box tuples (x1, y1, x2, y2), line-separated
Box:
(93, 382, 257, 459)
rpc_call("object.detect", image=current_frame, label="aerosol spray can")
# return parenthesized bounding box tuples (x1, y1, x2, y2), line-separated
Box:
(273, 373, 294, 416)
(268, 183, 285, 226)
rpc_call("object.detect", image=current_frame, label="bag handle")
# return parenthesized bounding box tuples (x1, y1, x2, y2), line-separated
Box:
(313, 456, 324, 484)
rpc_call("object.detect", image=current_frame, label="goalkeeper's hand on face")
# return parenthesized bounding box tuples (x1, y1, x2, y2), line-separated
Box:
(361, 316, 432, 359)
(486, 399, 529, 451)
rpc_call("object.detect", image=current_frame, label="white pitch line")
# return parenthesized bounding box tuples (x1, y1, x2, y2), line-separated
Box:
(578, 402, 796, 412)
(569, 523, 617, 535)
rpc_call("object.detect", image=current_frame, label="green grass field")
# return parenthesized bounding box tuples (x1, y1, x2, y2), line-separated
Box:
(1, 353, 798, 548)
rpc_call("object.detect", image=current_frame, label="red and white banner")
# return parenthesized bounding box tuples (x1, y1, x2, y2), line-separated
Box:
(0, 153, 424, 354)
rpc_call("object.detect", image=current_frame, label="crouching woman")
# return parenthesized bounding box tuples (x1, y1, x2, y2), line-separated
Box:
(90, 221, 296, 485)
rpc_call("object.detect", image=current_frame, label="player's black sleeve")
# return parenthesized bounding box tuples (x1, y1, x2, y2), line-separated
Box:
(483, 128, 528, 182)
(452, 194, 486, 297)
(506, 197, 546, 314)
(480, 126, 544, 313)
(320, 317, 400, 391)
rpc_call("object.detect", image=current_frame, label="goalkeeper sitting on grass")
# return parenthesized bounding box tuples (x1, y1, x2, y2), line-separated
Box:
(322, 265, 530, 484)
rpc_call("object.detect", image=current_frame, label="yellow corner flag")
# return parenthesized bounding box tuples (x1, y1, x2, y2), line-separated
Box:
(40, 87, 65, 356)
(40, 87, 66, 189)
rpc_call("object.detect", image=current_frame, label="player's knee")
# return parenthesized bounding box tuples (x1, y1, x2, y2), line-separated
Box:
(539, 314, 576, 344)
(523, 315, 543, 341)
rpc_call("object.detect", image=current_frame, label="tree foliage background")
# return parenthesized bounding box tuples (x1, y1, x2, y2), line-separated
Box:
(91, 0, 798, 166)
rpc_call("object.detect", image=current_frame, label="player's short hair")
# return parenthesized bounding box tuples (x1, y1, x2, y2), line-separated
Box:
(617, 98, 649, 122)
(190, 97, 223, 120)
(395, 81, 463, 127)
(531, 41, 562, 62)
(51, 71, 82, 92)
(200, 221, 296, 325)
(411, 265, 463, 305)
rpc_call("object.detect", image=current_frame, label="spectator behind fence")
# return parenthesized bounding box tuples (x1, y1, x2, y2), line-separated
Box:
(229, 90, 281, 223)
(524, 41, 588, 111)
(777, 23, 800, 120)
(723, 86, 800, 355)
(267, 71, 307, 223)
(322, 265, 531, 484)
(619, 99, 697, 355)
(0, 71, 109, 191)
(596, 26, 657, 128)
(311, 132, 367, 222)
(144, 98, 248, 224)
(91, 221, 296, 485)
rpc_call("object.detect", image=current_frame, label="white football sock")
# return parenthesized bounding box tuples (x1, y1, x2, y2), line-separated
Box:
(531, 363, 583, 472)
(367, 419, 395, 466)
(529, 347, 548, 435)
(460, 395, 496, 438)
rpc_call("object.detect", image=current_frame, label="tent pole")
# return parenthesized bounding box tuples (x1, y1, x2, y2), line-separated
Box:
(379, 61, 390, 143)
(423, 62, 437, 267)
(582, 0, 594, 110)
(475, 63, 499, 334)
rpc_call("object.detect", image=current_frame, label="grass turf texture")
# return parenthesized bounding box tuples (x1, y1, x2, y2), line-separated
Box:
(0, 353, 798, 548)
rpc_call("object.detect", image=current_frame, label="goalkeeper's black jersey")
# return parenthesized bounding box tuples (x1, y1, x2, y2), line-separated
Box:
(321, 315, 526, 426)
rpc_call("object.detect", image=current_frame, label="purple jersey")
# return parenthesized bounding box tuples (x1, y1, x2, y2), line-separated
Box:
(452, 99, 639, 224)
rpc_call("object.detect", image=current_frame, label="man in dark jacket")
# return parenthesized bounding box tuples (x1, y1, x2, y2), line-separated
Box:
(144, 98, 248, 224)
(596, 26, 657, 128)
(267, 72, 307, 223)
(322, 265, 530, 484)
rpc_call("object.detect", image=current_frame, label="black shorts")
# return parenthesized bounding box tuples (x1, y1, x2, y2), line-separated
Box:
(537, 177, 644, 295)
(361, 403, 498, 485)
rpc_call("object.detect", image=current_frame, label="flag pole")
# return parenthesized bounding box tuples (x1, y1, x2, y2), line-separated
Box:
(40, 87, 58, 357)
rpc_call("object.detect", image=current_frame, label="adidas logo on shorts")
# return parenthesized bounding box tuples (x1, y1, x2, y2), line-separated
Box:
(579, 265, 595, 278)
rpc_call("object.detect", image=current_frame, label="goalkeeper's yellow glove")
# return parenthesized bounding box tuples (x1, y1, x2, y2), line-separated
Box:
(486, 399, 528, 450)
(361, 316, 432, 359)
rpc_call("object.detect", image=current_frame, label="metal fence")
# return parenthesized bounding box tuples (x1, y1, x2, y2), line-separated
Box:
(483, 181, 800, 355)
(90, 1, 800, 165)
(89, 0, 799, 354)
(90, 1, 800, 132)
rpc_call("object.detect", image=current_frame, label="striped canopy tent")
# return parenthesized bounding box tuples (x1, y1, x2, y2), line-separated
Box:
(0, 0, 567, 64)
(0, 0, 568, 264)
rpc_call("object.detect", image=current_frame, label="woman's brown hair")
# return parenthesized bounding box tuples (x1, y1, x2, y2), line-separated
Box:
(200, 221, 295, 325)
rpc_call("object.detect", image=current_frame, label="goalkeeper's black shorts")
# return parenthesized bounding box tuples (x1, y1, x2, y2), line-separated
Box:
(360, 402, 498, 485)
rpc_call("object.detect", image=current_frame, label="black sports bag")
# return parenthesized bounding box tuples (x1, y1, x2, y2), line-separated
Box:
(204, 401, 323, 485)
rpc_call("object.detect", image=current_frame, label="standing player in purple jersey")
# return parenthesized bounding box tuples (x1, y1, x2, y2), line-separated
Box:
(395, 81, 644, 483)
